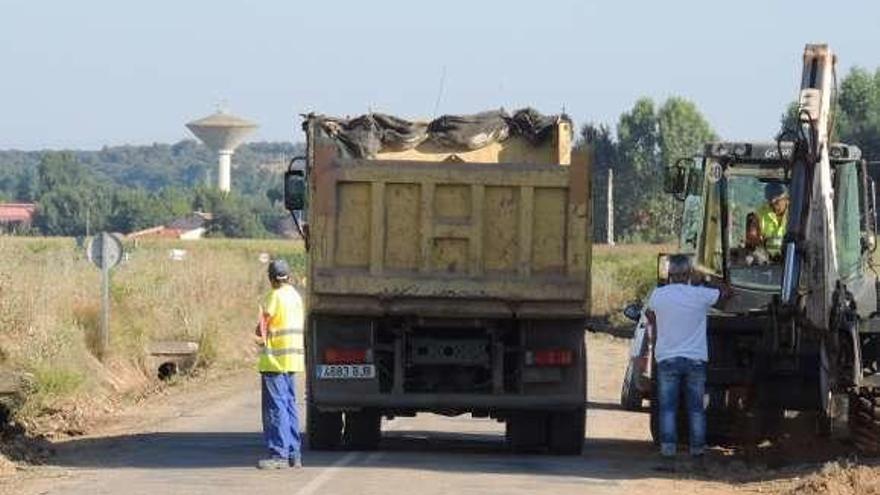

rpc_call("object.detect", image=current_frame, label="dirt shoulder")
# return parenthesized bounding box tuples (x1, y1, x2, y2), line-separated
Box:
(0, 367, 255, 489)
(3, 332, 880, 494)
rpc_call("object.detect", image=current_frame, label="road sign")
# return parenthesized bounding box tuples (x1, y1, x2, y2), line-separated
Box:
(86, 232, 123, 270)
(85, 232, 123, 361)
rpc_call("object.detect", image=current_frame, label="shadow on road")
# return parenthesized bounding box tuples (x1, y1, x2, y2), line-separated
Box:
(43, 428, 684, 482)
(43, 426, 869, 486)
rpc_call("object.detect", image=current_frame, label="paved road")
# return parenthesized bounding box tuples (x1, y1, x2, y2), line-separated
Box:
(9, 335, 747, 495)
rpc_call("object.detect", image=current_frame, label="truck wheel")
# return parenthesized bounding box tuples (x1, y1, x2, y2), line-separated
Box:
(620, 362, 643, 411)
(548, 407, 585, 455)
(344, 409, 381, 450)
(505, 412, 548, 453)
(307, 403, 343, 450)
(849, 388, 880, 455)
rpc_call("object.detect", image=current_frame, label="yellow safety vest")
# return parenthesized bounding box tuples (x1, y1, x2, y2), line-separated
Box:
(757, 204, 787, 254)
(259, 284, 305, 373)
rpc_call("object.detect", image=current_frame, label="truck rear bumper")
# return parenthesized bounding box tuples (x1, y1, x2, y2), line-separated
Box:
(312, 391, 585, 412)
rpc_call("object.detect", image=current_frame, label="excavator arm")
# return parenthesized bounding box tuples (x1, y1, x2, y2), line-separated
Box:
(781, 44, 838, 331)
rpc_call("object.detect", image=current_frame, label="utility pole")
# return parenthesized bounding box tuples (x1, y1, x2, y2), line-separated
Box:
(607, 168, 615, 246)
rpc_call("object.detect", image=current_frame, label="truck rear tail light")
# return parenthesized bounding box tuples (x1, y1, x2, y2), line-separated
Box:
(525, 349, 574, 367)
(324, 348, 371, 364)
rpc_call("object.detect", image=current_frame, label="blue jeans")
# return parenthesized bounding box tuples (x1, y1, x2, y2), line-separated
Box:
(657, 357, 706, 456)
(261, 372, 301, 460)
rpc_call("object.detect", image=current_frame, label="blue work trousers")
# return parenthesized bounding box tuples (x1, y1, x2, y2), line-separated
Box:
(657, 357, 706, 457)
(261, 372, 301, 460)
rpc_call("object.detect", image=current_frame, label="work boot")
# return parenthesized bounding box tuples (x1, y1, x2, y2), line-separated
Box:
(289, 456, 303, 469)
(257, 457, 289, 470)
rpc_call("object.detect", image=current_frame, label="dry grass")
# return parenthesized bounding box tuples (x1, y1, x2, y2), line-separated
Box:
(0, 236, 662, 431)
(0, 236, 304, 430)
(590, 243, 672, 318)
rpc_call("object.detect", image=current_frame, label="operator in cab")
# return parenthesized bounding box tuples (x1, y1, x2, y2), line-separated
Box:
(745, 183, 789, 258)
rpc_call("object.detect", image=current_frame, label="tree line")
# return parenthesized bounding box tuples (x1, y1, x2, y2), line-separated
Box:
(0, 142, 298, 237)
(3, 66, 880, 240)
(581, 66, 880, 244)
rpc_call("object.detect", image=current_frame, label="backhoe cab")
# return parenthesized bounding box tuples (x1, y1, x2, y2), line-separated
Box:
(654, 44, 880, 452)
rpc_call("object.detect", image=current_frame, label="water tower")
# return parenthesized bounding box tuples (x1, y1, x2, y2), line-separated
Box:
(186, 109, 258, 193)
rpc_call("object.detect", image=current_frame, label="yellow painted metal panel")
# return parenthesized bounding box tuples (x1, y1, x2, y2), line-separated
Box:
(531, 187, 567, 273)
(312, 273, 585, 301)
(517, 186, 534, 277)
(432, 238, 469, 274)
(469, 185, 484, 277)
(370, 182, 385, 275)
(434, 184, 471, 221)
(376, 133, 569, 165)
(419, 182, 434, 274)
(384, 183, 421, 271)
(336, 162, 569, 188)
(484, 186, 519, 273)
(306, 120, 592, 315)
(334, 182, 371, 268)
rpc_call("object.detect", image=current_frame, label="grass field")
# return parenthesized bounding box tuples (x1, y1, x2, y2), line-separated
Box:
(0, 236, 665, 430)
(0, 237, 306, 430)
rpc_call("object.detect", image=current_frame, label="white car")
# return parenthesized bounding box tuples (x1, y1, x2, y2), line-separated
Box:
(620, 303, 653, 411)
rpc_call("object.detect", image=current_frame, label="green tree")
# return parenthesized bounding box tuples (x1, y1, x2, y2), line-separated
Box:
(657, 97, 716, 167)
(609, 97, 717, 242)
(207, 196, 268, 238)
(837, 67, 880, 160)
(580, 123, 616, 241)
(32, 153, 112, 235)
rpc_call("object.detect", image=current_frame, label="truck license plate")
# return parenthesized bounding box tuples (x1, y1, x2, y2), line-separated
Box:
(317, 364, 375, 380)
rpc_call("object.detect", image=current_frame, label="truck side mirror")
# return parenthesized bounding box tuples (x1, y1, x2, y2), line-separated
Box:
(284, 169, 305, 211)
(664, 157, 701, 201)
(663, 166, 687, 196)
(284, 168, 306, 212)
(623, 302, 643, 322)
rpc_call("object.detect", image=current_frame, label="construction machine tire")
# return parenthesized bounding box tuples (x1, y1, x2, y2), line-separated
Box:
(343, 409, 382, 450)
(307, 402, 343, 450)
(849, 388, 880, 456)
(547, 407, 586, 455)
(505, 411, 549, 453)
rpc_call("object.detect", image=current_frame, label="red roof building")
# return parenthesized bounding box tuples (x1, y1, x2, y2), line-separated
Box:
(0, 203, 36, 232)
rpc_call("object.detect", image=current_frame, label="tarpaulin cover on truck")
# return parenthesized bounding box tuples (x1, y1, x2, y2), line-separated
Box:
(304, 108, 572, 159)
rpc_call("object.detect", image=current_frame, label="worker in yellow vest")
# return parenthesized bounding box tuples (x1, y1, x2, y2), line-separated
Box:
(750, 183, 789, 257)
(256, 259, 306, 470)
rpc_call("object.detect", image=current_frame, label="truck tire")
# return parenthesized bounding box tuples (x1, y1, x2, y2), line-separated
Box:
(505, 412, 548, 453)
(307, 403, 343, 450)
(548, 407, 585, 455)
(344, 409, 381, 450)
(620, 362, 643, 411)
(849, 388, 880, 455)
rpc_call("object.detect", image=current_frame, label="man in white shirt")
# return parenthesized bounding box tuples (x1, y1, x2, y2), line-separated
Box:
(646, 254, 729, 468)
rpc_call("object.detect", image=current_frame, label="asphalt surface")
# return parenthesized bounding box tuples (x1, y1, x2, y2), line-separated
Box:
(7, 335, 746, 495)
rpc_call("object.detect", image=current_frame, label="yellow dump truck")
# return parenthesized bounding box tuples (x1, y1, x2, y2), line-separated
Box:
(283, 109, 592, 454)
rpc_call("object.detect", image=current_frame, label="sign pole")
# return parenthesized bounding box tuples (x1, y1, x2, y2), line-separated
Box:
(99, 233, 111, 360)
(86, 232, 122, 362)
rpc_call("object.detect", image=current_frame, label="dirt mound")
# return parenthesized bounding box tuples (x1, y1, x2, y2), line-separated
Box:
(786, 461, 880, 495)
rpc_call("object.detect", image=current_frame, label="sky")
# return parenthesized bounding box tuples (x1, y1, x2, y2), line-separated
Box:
(1, 0, 879, 150)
